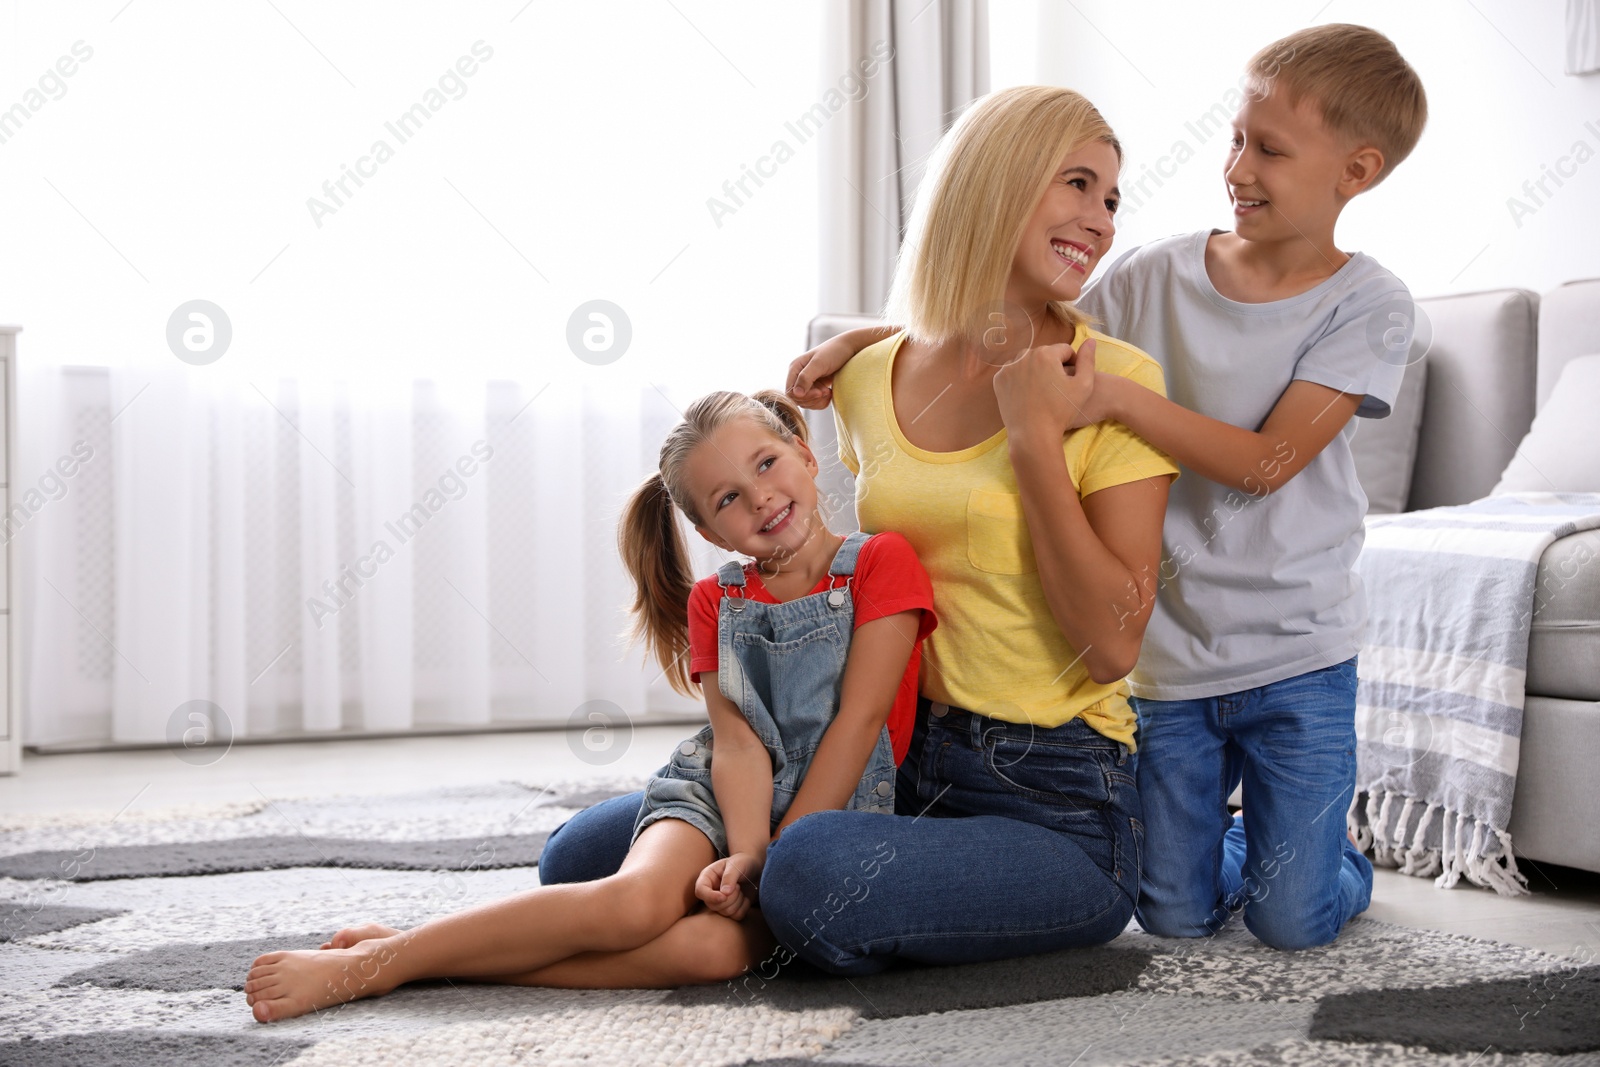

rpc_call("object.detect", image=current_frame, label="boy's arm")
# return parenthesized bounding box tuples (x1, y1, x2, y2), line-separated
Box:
(785, 325, 900, 409)
(770, 609, 921, 838)
(704, 680, 777, 864)
(1098, 371, 1362, 496)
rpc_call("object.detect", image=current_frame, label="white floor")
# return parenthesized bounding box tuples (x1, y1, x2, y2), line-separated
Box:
(4, 727, 1598, 963)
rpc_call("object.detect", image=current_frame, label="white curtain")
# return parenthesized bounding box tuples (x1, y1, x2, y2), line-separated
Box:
(1570, 0, 1600, 74)
(807, 0, 990, 525)
(819, 0, 990, 316)
(18, 363, 720, 748)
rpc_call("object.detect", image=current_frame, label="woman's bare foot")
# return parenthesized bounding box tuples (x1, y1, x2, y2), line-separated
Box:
(321, 922, 402, 950)
(245, 936, 408, 1023)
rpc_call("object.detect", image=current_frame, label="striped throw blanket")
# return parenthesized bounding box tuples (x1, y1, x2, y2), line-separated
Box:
(1352, 492, 1600, 897)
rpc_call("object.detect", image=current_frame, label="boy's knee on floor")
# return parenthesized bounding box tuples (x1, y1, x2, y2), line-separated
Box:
(1243, 901, 1340, 952)
(1136, 900, 1229, 940)
(1137, 880, 1238, 940)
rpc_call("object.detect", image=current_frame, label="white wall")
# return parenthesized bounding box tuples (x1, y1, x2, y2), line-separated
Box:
(990, 0, 1600, 300)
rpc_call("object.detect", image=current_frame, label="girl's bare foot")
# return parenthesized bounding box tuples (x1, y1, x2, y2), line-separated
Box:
(321, 922, 402, 950)
(245, 937, 407, 1023)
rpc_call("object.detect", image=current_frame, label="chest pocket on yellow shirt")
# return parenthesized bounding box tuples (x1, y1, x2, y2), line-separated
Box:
(966, 489, 1038, 575)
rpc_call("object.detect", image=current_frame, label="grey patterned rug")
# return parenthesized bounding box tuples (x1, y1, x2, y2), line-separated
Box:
(2, 780, 1597, 1066)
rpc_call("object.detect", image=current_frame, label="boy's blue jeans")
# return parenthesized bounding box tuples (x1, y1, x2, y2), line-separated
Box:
(1130, 656, 1373, 951)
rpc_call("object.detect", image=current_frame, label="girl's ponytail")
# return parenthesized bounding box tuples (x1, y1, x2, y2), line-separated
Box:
(618, 471, 698, 697)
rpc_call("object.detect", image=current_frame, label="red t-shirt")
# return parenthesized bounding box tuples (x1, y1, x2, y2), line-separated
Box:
(687, 532, 937, 765)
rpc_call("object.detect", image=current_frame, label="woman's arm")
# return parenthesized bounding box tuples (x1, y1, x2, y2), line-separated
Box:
(771, 609, 921, 838)
(1008, 443, 1170, 683)
(994, 339, 1171, 684)
(785, 325, 900, 409)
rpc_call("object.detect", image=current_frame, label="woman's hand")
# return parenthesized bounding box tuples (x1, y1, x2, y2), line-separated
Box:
(993, 337, 1108, 441)
(696, 851, 764, 920)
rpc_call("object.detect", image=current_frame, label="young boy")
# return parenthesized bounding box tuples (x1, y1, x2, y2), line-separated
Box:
(787, 24, 1427, 950)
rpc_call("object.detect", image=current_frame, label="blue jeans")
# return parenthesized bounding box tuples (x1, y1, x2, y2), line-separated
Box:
(540, 698, 1142, 975)
(1130, 657, 1373, 951)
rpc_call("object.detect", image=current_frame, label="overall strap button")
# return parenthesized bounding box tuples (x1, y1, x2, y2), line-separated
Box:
(827, 589, 846, 609)
(874, 780, 892, 797)
(678, 741, 697, 756)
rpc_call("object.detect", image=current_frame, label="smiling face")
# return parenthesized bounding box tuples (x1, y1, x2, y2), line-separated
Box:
(1006, 139, 1121, 310)
(1224, 83, 1368, 244)
(684, 416, 823, 563)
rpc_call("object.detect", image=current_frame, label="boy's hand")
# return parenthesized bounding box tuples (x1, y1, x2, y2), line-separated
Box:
(695, 851, 764, 920)
(994, 337, 1106, 441)
(785, 339, 850, 410)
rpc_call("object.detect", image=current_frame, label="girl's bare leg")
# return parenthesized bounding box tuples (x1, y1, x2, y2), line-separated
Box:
(322, 906, 779, 989)
(491, 908, 778, 988)
(245, 820, 712, 1022)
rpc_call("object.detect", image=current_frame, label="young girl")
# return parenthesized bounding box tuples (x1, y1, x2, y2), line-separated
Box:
(244, 389, 935, 1020)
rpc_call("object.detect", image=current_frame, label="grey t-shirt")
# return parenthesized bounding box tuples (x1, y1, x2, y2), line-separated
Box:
(1076, 229, 1413, 701)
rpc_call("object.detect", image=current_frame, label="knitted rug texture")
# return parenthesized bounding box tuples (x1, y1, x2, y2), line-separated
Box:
(2, 779, 1596, 1067)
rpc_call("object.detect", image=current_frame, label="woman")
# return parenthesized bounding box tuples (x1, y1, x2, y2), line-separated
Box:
(539, 85, 1176, 979)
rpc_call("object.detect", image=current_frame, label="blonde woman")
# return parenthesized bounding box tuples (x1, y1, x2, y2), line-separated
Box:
(542, 86, 1177, 975)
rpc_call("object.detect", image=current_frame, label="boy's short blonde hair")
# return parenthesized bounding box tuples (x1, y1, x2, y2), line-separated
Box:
(1248, 23, 1427, 185)
(885, 85, 1120, 344)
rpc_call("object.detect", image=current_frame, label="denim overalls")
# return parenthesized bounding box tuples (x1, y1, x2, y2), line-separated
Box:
(632, 530, 897, 857)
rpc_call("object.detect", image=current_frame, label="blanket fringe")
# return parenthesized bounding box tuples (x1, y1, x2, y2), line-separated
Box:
(1437, 808, 1461, 887)
(1388, 796, 1418, 868)
(1358, 788, 1529, 897)
(1468, 826, 1531, 896)
(1371, 792, 1397, 865)
(1351, 792, 1376, 854)
(1401, 802, 1441, 877)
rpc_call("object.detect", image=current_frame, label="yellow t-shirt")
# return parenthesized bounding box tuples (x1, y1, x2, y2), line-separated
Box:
(831, 324, 1179, 749)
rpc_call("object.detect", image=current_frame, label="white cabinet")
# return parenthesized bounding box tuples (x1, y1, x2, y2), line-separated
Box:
(0, 326, 18, 774)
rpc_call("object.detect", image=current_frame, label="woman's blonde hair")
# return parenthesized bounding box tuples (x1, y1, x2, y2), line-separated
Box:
(618, 389, 812, 697)
(884, 85, 1121, 345)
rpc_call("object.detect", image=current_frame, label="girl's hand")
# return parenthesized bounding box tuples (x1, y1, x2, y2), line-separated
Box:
(696, 851, 764, 920)
(785, 338, 851, 410)
(993, 337, 1104, 441)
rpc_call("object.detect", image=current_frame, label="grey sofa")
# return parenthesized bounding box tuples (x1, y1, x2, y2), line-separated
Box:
(806, 278, 1600, 874)
(1397, 280, 1600, 876)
